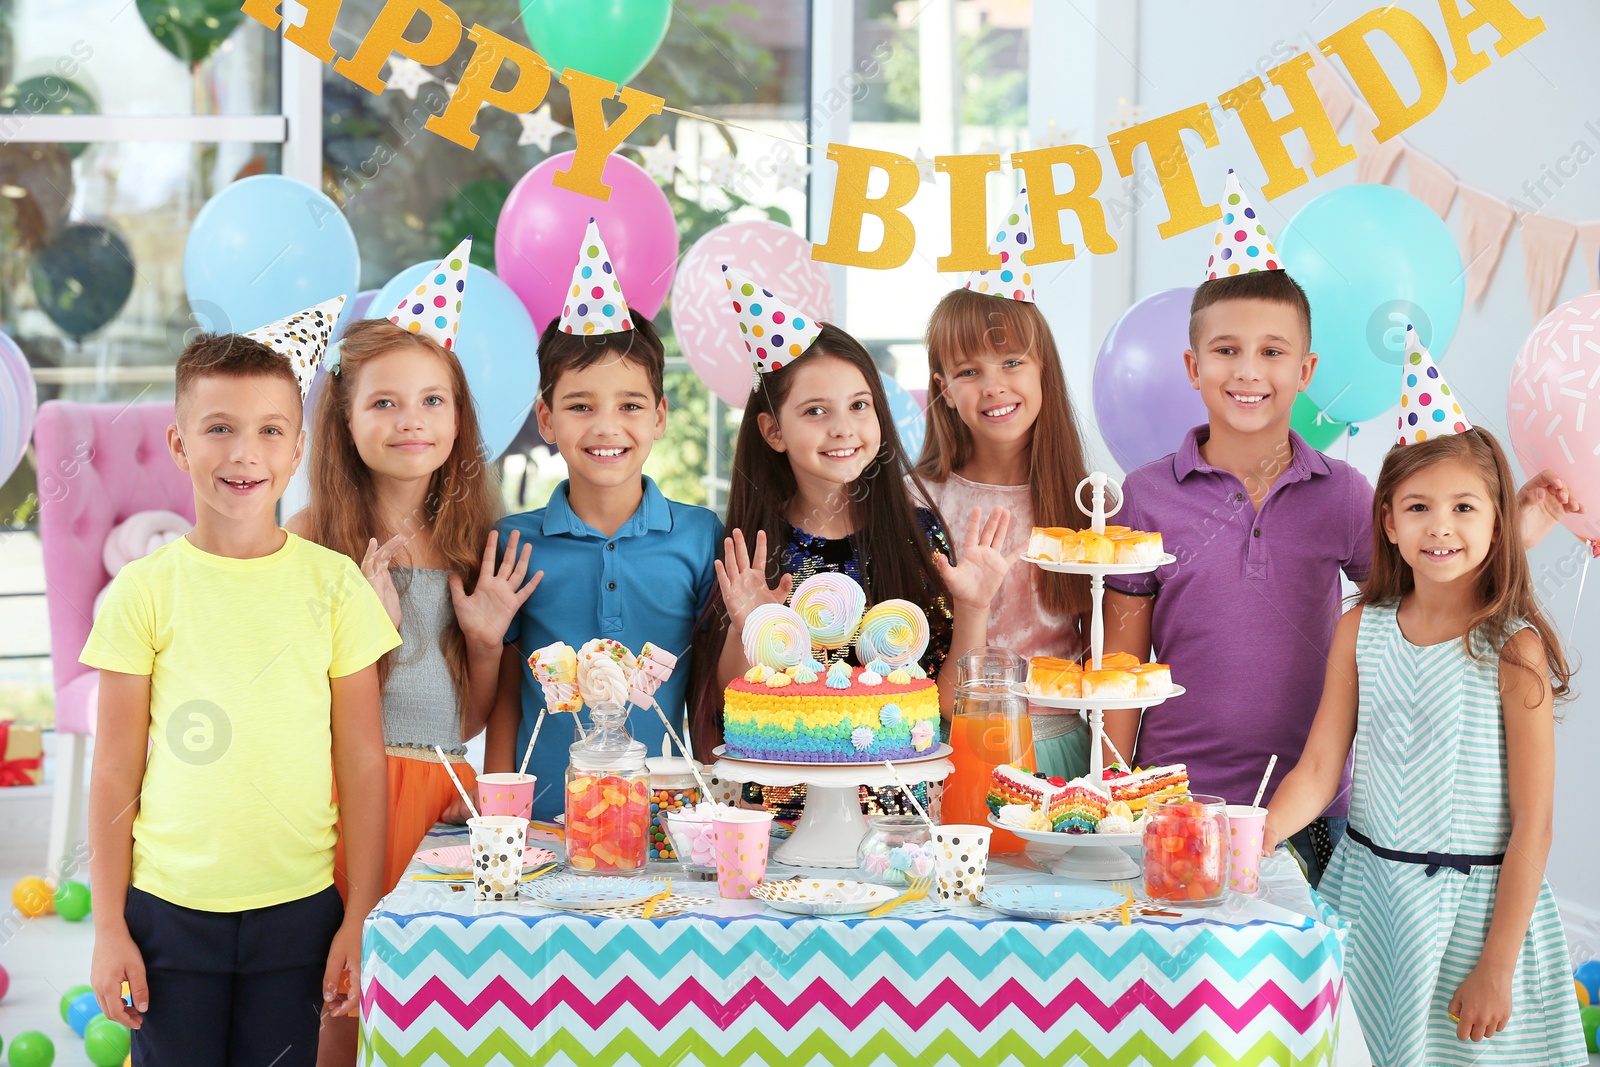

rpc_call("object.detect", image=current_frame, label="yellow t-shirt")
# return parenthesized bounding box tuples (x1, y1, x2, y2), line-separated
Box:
(81, 532, 401, 912)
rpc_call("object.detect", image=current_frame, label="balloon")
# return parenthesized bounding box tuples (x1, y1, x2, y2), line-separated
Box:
(53, 879, 91, 921)
(370, 262, 540, 462)
(1289, 392, 1346, 451)
(6, 1031, 53, 1067)
(520, 0, 671, 85)
(137, 0, 245, 65)
(671, 220, 834, 407)
(333, 291, 379, 340)
(0, 331, 37, 486)
(1508, 292, 1600, 545)
(881, 373, 926, 460)
(0, 77, 97, 158)
(67, 991, 102, 1037)
(184, 175, 359, 337)
(1092, 287, 1209, 472)
(1278, 185, 1464, 424)
(84, 1017, 131, 1067)
(30, 222, 134, 340)
(0, 144, 74, 248)
(496, 151, 677, 335)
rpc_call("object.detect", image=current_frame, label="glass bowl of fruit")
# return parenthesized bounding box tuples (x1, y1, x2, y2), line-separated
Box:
(1141, 794, 1230, 906)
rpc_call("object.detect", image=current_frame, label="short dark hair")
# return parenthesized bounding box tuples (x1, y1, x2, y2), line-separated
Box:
(1188, 271, 1313, 352)
(537, 316, 665, 405)
(174, 333, 300, 416)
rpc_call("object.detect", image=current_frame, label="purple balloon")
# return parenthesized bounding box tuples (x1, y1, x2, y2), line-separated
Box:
(1092, 287, 1207, 473)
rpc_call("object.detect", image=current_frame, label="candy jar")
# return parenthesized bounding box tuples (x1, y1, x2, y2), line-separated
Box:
(855, 814, 936, 886)
(565, 702, 650, 875)
(1142, 794, 1230, 905)
(645, 752, 702, 862)
(945, 646, 1035, 854)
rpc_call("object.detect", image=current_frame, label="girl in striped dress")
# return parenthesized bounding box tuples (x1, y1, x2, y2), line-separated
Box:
(1265, 427, 1586, 1065)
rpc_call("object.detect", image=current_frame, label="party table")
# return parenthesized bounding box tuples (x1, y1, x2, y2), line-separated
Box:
(360, 828, 1349, 1066)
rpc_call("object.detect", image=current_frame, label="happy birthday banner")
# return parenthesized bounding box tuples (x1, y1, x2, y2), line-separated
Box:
(244, 0, 1545, 270)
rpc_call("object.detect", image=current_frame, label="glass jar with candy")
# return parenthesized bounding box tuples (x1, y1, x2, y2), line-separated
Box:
(1142, 794, 1230, 905)
(645, 753, 701, 862)
(565, 701, 650, 874)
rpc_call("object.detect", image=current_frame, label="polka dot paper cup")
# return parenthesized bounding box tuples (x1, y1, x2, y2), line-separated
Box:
(1225, 805, 1266, 894)
(468, 815, 529, 901)
(712, 810, 775, 899)
(932, 824, 992, 907)
(476, 772, 536, 821)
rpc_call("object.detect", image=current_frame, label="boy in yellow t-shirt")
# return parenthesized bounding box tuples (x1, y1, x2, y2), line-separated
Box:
(82, 331, 399, 1067)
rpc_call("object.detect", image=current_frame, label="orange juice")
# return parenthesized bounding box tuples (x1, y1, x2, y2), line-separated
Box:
(944, 710, 1035, 854)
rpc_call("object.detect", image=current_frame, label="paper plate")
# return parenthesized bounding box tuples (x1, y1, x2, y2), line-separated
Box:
(977, 884, 1125, 921)
(521, 873, 667, 910)
(415, 843, 558, 876)
(752, 878, 904, 916)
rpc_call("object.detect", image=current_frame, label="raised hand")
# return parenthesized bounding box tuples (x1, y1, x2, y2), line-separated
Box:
(1516, 469, 1583, 548)
(934, 507, 1017, 611)
(362, 534, 407, 629)
(714, 528, 794, 633)
(450, 529, 543, 651)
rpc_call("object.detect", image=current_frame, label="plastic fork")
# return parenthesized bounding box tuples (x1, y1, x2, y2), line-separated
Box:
(1112, 881, 1136, 925)
(866, 872, 935, 918)
(641, 879, 672, 919)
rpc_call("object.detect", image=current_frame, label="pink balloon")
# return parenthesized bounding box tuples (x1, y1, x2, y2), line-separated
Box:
(671, 220, 835, 407)
(496, 152, 678, 333)
(1508, 291, 1600, 545)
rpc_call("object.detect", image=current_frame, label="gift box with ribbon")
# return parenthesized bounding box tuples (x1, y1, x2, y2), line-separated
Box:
(0, 720, 44, 786)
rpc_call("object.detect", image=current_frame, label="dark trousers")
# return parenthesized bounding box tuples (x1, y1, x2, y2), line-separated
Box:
(1287, 815, 1349, 888)
(125, 884, 344, 1067)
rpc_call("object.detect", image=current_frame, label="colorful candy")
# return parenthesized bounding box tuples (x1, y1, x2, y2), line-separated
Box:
(1141, 797, 1230, 903)
(565, 773, 650, 872)
(577, 638, 634, 706)
(742, 603, 810, 671)
(790, 572, 866, 649)
(855, 600, 931, 669)
(529, 642, 582, 713)
(630, 642, 679, 707)
(648, 785, 700, 861)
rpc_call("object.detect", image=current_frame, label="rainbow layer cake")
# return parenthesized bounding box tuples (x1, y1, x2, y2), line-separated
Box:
(987, 764, 1071, 829)
(723, 665, 939, 762)
(1103, 763, 1189, 815)
(1058, 776, 1109, 833)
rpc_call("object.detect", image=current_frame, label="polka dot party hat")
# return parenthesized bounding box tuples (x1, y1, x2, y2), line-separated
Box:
(722, 265, 825, 376)
(557, 218, 632, 336)
(1397, 325, 1470, 446)
(388, 236, 470, 349)
(244, 294, 346, 400)
(1203, 169, 1280, 281)
(964, 188, 1035, 302)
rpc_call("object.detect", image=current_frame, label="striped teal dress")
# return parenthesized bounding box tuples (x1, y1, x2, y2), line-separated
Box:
(1320, 602, 1586, 1066)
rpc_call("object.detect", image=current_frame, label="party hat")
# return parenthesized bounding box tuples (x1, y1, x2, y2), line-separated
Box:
(388, 236, 470, 349)
(1203, 170, 1280, 281)
(1397, 325, 1470, 446)
(722, 265, 825, 376)
(965, 188, 1034, 302)
(557, 219, 632, 335)
(244, 294, 346, 400)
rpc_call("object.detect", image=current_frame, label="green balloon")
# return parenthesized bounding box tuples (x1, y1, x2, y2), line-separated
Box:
(83, 1017, 129, 1067)
(1290, 391, 1347, 451)
(6, 1030, 52, 1067)
(29, 222, 136, 341)
(136, 0, 246, 66)
(53, 880, 90, 922)
(1583, 1004, 1600, 1053)
(0, 77, 98, 158)
(520, 0, 671, 85)
(59, 983, 93, 1022)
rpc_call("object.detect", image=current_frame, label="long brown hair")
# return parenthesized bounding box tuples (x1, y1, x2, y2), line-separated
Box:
(1362, 428, 1571, 704)
(687, 324, 951, 752)
(914, 288, 1091, 616)
(302, 318, 501, 705)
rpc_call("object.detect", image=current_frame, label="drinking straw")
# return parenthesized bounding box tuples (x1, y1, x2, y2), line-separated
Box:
(1251, 754, 1279, 810)
(883, 760, 936, 834)
(643, 698, 715, 801)
(518, 707, 547, 777)
(435, 745, 480, 820)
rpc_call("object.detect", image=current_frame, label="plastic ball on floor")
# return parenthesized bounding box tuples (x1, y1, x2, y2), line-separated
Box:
(83, 1017, 129, 1067)
(58, 985, 92, 1022)
(1581, 979, 1592, 1007)
(11, 877, 53, 917)
(7, 1030, 53, 1067)
(67, 990, 102, 1037)
(0, 962, 8, 1002)
(1582, 1004, 1600, 1053)
(52, 881, 90, 923)
(1577, 959, 1600, 1004)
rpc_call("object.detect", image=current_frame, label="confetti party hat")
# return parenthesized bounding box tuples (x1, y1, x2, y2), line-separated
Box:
(1397, 325, 1470, 446)
(722, 265, 825, 376)
(1203, 170, 1280, 281)
(244, 294, 346, 400)
(388, 236, 470, 349)
(965, 188, 1034, 302)
(557, 218, 632, 335)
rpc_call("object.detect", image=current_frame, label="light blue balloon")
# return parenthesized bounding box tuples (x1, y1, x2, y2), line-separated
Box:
(370, 261, 539, 462)
(183, 174, 360, 338)
(1278, 184, 1464, 425)
(880, 372, 927, 461)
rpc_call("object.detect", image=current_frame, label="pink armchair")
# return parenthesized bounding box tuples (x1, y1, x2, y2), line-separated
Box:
(35, 401, 194, 879)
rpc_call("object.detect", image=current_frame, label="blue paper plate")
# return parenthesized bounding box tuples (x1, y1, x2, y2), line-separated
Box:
(521, 874, 666, 910)
(977, 884, 1125, 921)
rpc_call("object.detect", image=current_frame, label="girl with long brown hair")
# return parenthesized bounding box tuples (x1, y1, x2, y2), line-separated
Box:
(1264, 427, 1585, 1063)
(914, 284, 1095, 779)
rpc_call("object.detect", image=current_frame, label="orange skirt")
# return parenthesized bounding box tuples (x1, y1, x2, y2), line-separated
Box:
(334, 751, 478, 900)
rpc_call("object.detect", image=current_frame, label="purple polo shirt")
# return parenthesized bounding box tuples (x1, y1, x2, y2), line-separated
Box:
(1105, 427, 1372, 815)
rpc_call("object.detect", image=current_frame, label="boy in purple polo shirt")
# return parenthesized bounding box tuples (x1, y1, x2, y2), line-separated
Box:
(1104, 172, 1579, 885)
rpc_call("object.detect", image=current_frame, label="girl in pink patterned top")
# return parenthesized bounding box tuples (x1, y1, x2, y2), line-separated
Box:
(912, 288, 1095, 778)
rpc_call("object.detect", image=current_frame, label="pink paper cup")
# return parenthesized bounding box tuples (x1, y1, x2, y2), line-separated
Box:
(712, 810, 774, 899)
(477, 772, 536, 820)
(1225, 805, 1267, 893)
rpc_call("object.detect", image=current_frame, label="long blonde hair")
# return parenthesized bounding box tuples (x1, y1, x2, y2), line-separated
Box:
(302, 319, 501, 702)
(915, 288, 1091, 616)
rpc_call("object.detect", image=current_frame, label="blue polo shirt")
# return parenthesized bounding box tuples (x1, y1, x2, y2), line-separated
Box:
(499, 477, 721, 820)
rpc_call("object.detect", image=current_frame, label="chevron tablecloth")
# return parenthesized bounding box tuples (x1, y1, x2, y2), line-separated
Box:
(361, 831, 1346, 1066)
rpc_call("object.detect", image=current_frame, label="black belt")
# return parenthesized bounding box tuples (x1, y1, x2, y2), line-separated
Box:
(1346, 826, 1504, 878)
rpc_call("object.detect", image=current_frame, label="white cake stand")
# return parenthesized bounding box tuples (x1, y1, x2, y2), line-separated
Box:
(989, 815, 1141, 880)
(711, 745, 955, 868)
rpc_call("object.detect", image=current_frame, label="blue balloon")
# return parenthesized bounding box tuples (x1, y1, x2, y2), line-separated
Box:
(68, 989, 102, 1037)
(1277, 184, 1464, 425)
(370, 261, 540, 462)
(184, 174, 360, 338)
(880, 372, 927, 461)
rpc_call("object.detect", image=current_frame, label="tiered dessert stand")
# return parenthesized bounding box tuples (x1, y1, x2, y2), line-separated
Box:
(995, 472, 1183, 880)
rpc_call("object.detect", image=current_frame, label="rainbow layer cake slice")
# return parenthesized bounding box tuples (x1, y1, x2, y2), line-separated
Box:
(1103, 763, 1189, 815)
(1058, 776, 1108, 834)
(987, 764, 1070, 830)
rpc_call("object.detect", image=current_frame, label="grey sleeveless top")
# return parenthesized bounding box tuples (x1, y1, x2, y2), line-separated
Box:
(382, 568, 465, 755)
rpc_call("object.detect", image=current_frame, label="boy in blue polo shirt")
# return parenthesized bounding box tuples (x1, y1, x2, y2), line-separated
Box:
(484, 223, 721, 819)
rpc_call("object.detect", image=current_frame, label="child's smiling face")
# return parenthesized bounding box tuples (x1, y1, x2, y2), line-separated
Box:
(1186, 297, 1315, 439)
(171, 372, 303, 526)
(1383, 455, 1497, 586)
(757, 353, 882, 494)
(936, 347, 1043, 453)
(345, 345, 460, 483)
(536, 353, 666, 492)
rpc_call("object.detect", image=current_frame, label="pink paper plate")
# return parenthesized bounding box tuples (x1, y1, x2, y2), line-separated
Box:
(415, 843, 558, 875)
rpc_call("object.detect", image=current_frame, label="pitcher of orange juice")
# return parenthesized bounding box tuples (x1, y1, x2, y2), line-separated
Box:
(944, 647, 1034, 854)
